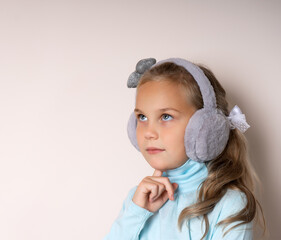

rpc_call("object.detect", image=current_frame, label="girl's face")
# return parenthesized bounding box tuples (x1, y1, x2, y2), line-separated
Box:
(135, 80, 197, 171)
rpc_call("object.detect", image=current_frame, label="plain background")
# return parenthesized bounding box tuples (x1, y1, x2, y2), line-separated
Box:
(0, 0, 280, 239)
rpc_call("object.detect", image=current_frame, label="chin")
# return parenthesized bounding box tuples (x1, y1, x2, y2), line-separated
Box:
(142, 152, 168, 169)
(146, 160, 169, 172)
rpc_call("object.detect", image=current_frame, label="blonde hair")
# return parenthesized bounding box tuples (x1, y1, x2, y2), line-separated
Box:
(137, 61, 266, 239)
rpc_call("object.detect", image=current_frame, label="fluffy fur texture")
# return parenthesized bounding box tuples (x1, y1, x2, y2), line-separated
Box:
(184, 108, 230, 162)
(127, 112, 139, 151)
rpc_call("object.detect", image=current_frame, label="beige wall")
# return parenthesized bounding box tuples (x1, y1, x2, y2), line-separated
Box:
(0, 0, 280, 239)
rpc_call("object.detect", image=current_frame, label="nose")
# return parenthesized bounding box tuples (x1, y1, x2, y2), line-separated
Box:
(144, 122, 159, 140)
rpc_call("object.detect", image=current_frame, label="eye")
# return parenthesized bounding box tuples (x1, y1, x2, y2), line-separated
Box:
(137, 114, 147, 122)
(136, 113, 173, 122)
(162, 114, 173, 121)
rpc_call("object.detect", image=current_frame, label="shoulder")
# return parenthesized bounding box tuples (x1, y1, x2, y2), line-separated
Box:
(208, 189, 253, 238)
(221, 189, 247, 206)
(213, 189, 248, 220)
(221, 188, 246, 199)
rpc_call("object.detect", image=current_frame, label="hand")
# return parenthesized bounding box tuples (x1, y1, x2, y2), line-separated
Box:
(132, 169, 178, 213)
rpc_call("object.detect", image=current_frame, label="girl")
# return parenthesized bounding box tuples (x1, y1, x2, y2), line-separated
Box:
(103, 58, 265, 240)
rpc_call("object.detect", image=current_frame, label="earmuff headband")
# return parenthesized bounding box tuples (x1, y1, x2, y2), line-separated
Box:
(127, 57, 250, 162)
(151, 58, 217, 110)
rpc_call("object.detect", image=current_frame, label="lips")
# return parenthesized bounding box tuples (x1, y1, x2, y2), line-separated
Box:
(146, 147, 165, 154)
(146, 147, 165, 151)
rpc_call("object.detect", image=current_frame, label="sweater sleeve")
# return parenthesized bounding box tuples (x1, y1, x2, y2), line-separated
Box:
(102, 185, 154, 240)
(209, 190, 253, 240)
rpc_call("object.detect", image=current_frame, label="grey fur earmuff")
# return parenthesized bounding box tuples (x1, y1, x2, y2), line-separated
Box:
(126, 57, 231, 162)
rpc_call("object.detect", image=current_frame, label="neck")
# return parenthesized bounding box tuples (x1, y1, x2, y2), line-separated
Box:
(162, 158, 208, 194)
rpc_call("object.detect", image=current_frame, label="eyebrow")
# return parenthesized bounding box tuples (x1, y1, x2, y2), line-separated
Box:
(134, 107, 181, 113)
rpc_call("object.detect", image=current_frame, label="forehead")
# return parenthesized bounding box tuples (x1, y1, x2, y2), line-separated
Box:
(135, 81, 192, 111)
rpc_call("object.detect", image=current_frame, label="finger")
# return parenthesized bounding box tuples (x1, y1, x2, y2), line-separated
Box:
(148, 181, 170, 204)
(149, 176, 175, 200)
(143, 179, 164, 202)
(152, 169, 162, 177)
(141, 178, 160, 201)
(160, 183, 178, 201)
(145, 180, 176, 203)
(151, 183, 165, 202)
(149, 183, 159, 202)
(158, 190, 170, 204)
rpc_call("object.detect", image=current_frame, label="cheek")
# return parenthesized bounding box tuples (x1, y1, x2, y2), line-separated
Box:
(162, 127, 185, 144)
(170, 126, 186, 147)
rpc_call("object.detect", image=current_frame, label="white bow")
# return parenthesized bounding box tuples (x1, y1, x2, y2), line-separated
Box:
(227, 105, 250, 133)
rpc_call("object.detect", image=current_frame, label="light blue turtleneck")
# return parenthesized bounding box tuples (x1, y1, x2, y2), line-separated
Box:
(162, 157, 208, 194)
(103, 159, 253, 240)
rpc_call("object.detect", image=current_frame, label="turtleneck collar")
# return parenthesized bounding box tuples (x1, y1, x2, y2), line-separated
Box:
(162, 158, 208, 194)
